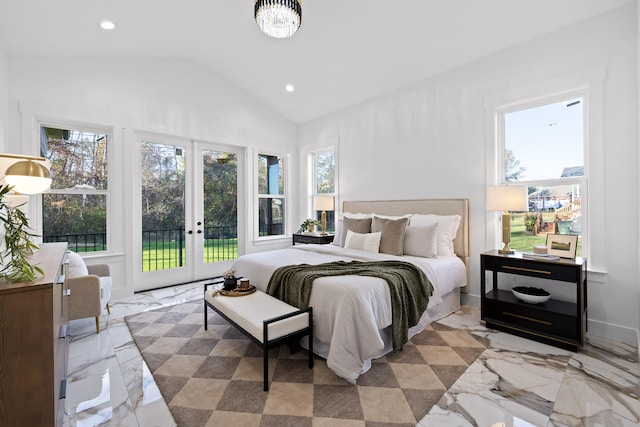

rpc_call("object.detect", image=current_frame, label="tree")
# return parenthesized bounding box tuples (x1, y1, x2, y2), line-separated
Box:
(505, 149, 526, 182)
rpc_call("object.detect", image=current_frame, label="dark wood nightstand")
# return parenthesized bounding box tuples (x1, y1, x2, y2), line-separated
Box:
(292, 233, 335, 245)
(480, 250, 587, 351)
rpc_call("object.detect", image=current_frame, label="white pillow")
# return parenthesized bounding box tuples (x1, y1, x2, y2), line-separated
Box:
(341, 212, 373, 219)
(403, 224, 438, 258)
(372, 213, 413, 221)
(67, 251, 89, 277)
(330, 219, 343, 246)
(409, 214, 461, 257)
(344, 230, 382, 253)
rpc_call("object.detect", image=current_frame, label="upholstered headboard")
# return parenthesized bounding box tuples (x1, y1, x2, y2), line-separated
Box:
(342, 198, 470, 293)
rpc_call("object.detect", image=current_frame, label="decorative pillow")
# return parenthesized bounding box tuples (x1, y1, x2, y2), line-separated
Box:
(371, 216, 409, 256)
(409, 214, 461, 257)
(344, 230, 382, 253)
(403, 224, 438, 258)
(340, 217, 372, 246)
(67, 251, 88, 277)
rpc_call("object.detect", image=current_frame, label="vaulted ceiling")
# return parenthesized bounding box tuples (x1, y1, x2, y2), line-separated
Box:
(0, 0, 632, 123)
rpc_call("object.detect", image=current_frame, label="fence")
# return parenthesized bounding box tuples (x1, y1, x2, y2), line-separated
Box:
(45, 225, 238, 271)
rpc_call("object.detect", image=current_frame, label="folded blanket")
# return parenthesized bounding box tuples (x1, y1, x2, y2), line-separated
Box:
(266, 260, 433, 352)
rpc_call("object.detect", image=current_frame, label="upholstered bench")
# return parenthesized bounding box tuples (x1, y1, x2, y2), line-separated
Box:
(204, 288, 313, 391)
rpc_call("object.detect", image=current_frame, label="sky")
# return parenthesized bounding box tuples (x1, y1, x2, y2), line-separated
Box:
(505, 98, 583, 181)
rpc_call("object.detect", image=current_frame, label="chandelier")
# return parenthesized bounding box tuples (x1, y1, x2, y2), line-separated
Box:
(254, 0, 302, 39)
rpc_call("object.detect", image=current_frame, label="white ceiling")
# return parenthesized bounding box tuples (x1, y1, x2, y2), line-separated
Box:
(0, 0, 632, 123)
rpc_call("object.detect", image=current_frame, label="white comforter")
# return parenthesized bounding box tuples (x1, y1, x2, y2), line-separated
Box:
(231, 244, 466, 383)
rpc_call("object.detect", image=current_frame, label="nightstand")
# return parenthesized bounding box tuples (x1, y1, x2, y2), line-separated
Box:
(292, 233, 335, 245)
(480, 250, 587, 351)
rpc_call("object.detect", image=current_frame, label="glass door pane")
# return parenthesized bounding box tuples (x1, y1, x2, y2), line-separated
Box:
(140, 142, 186, 272)
(201, 150, 238, 264)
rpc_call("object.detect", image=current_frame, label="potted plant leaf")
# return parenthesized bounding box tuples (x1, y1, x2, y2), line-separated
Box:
(0, 184, 43, 282)
(298, 218, 319, 233)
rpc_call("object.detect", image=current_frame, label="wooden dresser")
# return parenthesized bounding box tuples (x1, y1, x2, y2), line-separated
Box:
(0, 242, 69, 426)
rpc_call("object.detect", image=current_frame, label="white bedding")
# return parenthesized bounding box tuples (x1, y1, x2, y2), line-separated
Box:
(231, 244, 466, 383)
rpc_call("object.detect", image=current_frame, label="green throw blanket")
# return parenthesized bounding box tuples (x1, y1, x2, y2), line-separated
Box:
(266, 260, 433, 352)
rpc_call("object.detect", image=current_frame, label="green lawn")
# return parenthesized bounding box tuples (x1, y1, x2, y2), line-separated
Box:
(142, 238, 238, 271)
(509, 213, 581, 256)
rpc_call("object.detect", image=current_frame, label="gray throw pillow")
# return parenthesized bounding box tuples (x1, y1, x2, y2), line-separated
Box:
(371, 216, 409, 256)
(341, 217, 372, 246)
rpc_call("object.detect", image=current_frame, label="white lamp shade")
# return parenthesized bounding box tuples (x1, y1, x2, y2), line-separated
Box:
(2, 157, 52, 194)
(486, 185, 528, 211)
(313, 195, 334, 211)
(4, 175, 52, 195)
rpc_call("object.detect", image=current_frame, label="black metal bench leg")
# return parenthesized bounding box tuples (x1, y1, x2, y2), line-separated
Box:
(263, 344, 269, 391)
(308, 308, 314, 369)
(204, 302, 208, 331)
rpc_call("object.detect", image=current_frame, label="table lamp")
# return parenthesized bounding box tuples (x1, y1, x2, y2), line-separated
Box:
(313, 195, 334, 236)
(486, 185, 528, 254)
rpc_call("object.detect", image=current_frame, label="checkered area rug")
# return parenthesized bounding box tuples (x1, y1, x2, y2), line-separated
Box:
(125, 300, 488, 427)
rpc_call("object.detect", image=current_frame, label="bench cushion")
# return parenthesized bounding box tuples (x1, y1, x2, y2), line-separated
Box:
(205, 290, 309, 343)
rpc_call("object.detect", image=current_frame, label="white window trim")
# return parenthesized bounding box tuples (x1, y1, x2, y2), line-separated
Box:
(484, 66, 606, 272)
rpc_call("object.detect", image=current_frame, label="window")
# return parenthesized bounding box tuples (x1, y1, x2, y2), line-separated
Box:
(312, 149, 336, 232)
(257, 153, 286, 237)
(499, 95, 585, 255)
(41, 125, 109, 252)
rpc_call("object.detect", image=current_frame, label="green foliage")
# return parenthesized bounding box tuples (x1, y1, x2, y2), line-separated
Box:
(298, 218, 318, 233)
(524, 213, 538, 231)
(315, 151, 335, 193)
(0, 185, 44, 283)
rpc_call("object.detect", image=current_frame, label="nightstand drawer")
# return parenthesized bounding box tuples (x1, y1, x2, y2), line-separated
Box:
(485, 297, 577, 340)
(483, 256, 580, 282)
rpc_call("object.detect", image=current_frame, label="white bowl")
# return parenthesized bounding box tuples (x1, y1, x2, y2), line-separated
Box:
(512, 287, 551, 304)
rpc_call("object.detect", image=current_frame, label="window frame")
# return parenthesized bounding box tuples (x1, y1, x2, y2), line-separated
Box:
(310, 147, 337, 232)
(492, 89, 588, 258)
(38, 121, 112, 254)
(255, 151, 288, 240)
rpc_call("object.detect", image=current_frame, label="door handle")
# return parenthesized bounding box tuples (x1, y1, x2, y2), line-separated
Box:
(197, 221, 202, 226)
(188, 230, 193, 235)
(197, 230, 202, 234)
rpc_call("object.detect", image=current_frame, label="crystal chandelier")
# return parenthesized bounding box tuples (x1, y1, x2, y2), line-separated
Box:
(254, 0, 302, 39)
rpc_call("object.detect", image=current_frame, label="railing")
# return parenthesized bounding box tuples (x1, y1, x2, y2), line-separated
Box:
(44, 233, 107, 253)
(45, 225, 238, 271)
(142, 225, 238, 271)
(555, 198, 582, 220)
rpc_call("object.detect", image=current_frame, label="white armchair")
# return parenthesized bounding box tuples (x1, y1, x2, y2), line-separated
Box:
(67, 251, 112, 333)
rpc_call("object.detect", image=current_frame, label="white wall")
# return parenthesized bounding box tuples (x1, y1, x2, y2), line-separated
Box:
(299, 4, 639, 343)
(7, 57, 297, 297)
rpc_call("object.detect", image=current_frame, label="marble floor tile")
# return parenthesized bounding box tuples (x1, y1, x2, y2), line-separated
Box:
(63, 281, 639, 427)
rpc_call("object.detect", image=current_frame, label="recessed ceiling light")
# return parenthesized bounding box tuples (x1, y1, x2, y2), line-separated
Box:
(285, 84, 295, 92)
(100, 20, 116, 30)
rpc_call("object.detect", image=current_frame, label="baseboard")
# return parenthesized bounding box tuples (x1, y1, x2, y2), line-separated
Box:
(460, 293, 480, 308)
(586, 319, 638, 347)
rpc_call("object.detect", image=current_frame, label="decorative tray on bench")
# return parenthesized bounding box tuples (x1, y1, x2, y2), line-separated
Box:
(220, 285, 257, 297)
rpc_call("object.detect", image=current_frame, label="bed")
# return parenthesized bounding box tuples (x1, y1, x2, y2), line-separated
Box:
(231, 198, 470, 383)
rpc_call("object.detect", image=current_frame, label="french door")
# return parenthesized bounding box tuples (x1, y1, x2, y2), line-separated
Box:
(136, 137, 242, 291)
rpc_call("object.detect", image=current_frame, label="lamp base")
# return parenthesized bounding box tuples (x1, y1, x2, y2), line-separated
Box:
(498, 249, 515, 254)
(321, 210, 327, 236)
